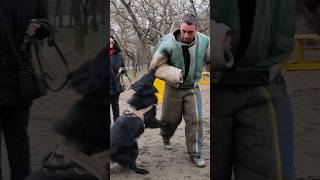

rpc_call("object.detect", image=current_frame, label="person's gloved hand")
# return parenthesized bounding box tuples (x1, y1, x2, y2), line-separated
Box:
(118, 67, 127, 75)
(26, 19, 42, 37)
(20, 19, 43, 50)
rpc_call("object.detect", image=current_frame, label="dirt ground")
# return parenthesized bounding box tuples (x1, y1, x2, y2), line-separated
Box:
(110, 84, 211, 180)
(285, 70, 320, 180)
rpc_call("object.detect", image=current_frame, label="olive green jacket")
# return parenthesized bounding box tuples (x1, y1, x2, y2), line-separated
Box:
(213, 0, 296, 79)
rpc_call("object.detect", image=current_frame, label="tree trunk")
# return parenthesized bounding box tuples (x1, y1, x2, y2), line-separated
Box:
(72, 0, 85, 53)
(96, 0, 106, 48)
(69, 7, 73, 27)
(90, 0, 99, 32)
(81, 0, 89, 34)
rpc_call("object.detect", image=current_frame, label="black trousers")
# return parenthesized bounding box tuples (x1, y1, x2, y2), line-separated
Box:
(0, 105, 31, 180)
(110, 94, 120, 122)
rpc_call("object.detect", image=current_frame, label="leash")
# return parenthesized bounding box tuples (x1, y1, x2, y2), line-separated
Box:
(33, 38, 70, 92)
(124, 104, 154, 120)
(118, 72, 132, 90)
(19, 18, 70, 92)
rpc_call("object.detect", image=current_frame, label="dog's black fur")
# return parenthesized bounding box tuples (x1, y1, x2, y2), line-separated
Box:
(110, 70, 160, 174)
(53, 46, 108, 155)
(26, 47, 108, 180)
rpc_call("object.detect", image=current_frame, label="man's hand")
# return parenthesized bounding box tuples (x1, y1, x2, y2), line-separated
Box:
(26, 19, 42, 37)
(21, 19, 42, 50)
(118, 67, 127, 75)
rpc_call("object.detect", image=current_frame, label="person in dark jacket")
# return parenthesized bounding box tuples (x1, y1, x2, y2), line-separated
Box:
(0, 0, 50, 180)
(109, 36, 125, 123)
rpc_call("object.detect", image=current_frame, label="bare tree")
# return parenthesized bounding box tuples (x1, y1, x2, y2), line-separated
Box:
(111, 0, 209, 75)
(80, 0, 90, 34)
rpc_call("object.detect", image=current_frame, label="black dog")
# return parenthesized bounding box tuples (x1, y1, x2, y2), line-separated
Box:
(26, 47, 108, 180)
(110, 70, 160, 174)
(53, 47, 108, 155)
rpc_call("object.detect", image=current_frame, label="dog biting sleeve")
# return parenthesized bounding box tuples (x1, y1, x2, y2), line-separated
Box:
(149, 53, 168, 70)
(155, 63, 183, 83)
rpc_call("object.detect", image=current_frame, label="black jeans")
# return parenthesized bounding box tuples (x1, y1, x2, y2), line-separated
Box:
(0, 105, 31, 180)
(110, 94, 120, 122)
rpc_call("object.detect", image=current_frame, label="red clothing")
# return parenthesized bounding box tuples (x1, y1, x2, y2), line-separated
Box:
(109, 48, 115, 56)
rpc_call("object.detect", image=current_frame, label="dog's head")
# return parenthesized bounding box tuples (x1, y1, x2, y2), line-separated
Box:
(127, 70, 158, 108)
(130, 70, 158, 96)
(127, 70, 160, 128)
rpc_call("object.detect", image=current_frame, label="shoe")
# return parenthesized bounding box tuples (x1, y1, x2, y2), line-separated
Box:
(163, 138, 173, 150)
(190, 156, 206, 168)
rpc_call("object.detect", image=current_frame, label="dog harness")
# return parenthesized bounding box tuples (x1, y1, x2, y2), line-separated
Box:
(123, 104, 155, 120)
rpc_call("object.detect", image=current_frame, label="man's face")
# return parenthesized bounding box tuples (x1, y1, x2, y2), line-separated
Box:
(110, 38, 114, 49)
(180, 23, 197, 44)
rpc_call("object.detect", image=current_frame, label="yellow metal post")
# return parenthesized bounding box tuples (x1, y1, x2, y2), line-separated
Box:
(295, 39, 304, 63)
(154, 78, 165, 104)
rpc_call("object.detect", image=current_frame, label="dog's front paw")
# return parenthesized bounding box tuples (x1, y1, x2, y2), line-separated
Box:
(145, 118, 162, 129)
(130, 165, 149, 174)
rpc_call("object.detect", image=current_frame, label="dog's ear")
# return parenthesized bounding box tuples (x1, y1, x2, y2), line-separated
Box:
(131, 70, 156, 93)
(149, 69, 156, 78)
(133, 86, 158, 96)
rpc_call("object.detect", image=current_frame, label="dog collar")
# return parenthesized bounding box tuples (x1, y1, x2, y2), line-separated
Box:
(124, 105, 154, 120)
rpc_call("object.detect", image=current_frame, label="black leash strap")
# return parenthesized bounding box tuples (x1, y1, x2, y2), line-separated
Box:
(33, 39, 70, 92)
(124, 73, 132, 83)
